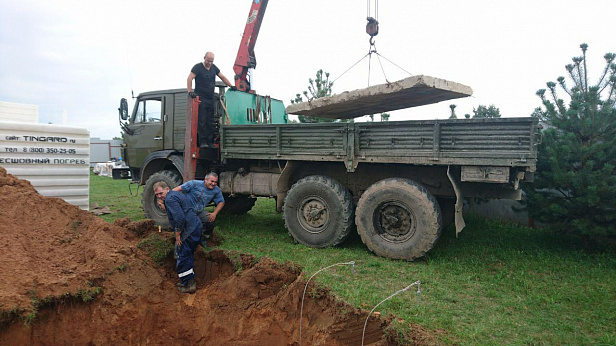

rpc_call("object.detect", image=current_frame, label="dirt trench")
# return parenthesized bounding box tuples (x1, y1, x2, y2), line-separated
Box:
(2, 249, 395, 345)
(0, 167, 432, 345)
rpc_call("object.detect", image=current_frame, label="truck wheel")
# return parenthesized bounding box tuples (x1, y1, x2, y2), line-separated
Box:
(355, 178, 442, 260)
(283, 175, 354, 248)
(142, 170, 182, 227)
(221, 195, 257, 215)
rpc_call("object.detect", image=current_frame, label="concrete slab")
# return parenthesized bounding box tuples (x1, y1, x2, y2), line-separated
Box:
(285, 75, 473, 119)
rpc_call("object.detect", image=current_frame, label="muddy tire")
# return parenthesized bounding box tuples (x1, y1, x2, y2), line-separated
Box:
(283, 175, 354, 248)
(142, 170, 183, 227)
(355, 178, 442, 260)
(221, 195, 257, 215)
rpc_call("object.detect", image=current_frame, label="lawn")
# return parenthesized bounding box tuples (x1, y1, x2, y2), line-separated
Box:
(91, 172, 616, 345)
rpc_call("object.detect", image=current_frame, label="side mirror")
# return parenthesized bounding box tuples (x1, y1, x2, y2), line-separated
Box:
(118, 98, 129, 121)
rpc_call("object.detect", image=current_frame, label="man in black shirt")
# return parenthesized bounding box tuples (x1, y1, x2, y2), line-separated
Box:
(187, 51, 235, 148)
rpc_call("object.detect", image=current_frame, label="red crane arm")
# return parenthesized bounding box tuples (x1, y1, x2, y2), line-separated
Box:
(233, 0, 269, 93)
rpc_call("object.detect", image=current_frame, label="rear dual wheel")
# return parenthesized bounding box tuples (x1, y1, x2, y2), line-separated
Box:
(355, 178, 442, 260)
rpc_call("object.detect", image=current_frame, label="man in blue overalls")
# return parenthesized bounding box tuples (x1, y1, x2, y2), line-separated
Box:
(154, 181, 202, 293)
(172, 172, 225, 247)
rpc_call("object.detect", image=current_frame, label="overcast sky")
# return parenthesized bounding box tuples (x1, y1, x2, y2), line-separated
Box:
(1, 0, 614, 139)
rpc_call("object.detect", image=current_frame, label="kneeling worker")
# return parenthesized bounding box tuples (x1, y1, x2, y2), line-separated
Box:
(154, 181, 201, 293)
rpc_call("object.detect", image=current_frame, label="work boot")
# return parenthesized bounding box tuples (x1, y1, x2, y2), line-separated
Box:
(179, 279, 196, 294)
(200, 231, 211, 248)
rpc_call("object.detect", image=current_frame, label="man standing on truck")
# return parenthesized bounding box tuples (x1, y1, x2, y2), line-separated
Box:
(172, 172, 225, 247)
(154, 181, 201, 294)
(187, 51, 235, 148)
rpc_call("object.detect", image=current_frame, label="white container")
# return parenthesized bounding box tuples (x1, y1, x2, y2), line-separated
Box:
(0, 121, 90, 210)
(0, 101, 38, 124)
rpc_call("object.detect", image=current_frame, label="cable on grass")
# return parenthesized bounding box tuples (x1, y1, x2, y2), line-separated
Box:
(128, 181, 141, 197)
(299, 261, 356, 345)
(361, 280, 421, 346)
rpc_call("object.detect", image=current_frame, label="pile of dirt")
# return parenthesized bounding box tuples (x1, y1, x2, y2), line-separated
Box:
(0, 167, 147, 319)
(0, 168, 436, 344)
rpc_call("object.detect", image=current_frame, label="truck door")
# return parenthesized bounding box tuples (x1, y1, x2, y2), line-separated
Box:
(124, 97, 164, 168)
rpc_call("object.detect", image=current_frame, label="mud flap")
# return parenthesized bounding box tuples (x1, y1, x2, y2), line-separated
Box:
(447, 166, 466, 237)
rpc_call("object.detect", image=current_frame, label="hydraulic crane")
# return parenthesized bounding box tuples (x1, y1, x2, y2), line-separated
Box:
(233, 0, 269, 93)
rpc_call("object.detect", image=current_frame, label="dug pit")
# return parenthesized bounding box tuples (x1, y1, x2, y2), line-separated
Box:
(0, 167, 431, 345)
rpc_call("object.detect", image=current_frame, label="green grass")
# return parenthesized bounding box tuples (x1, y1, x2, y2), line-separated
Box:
(137, 233, 174, 265)
(90, 173, 616, 345)
(89, 171, 145, 222)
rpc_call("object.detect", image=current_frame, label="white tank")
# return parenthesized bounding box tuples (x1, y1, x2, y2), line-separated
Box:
(0, 121, 90, 210)
(0, 101, 39, 124)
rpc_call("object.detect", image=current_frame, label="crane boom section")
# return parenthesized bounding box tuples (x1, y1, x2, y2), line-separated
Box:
(233, 0, 269, 92)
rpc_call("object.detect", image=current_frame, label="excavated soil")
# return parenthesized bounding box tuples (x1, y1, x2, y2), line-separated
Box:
(0, 167, 436, 345)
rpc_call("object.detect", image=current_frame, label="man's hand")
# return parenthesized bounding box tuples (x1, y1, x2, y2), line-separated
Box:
(229, 86, 237, 91)
(207, 212, 217, 222)
(175, 231, 182, 247)
(188, 91, 196, 98)
(157, 199, 166, 211)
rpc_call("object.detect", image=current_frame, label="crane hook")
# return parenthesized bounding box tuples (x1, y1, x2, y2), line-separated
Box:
(366, 17, 379, 48)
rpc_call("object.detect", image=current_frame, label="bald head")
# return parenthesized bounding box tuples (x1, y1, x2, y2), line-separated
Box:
(204, 52, 215, 69)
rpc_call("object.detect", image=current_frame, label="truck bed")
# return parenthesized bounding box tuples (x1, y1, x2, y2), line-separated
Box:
(220, 117, 539, 172)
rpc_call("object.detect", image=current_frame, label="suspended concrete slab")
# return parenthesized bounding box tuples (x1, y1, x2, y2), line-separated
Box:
(285, 75, 473, 119)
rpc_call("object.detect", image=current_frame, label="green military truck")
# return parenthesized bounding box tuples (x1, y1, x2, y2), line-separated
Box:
(117, 79, 539, 260)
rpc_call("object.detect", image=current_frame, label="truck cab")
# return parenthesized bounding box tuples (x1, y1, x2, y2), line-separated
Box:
(118, 83, 227, 182)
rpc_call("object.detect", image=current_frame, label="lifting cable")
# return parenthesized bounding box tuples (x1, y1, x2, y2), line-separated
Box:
(366, 0, 379, 45)
(333, 0, 413, 87)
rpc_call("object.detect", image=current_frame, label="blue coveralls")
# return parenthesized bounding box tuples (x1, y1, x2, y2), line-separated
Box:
(179, 180, 225, 237)
(164, 190, 202, 285)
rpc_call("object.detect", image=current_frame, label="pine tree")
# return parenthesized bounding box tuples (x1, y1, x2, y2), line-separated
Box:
(523, 43, 616, 238)
(290, 69, 336, 123)
(472, 104, 501, 118)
